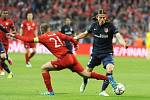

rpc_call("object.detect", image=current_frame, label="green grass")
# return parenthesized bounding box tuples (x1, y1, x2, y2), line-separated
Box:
(0, 53, 150, 100)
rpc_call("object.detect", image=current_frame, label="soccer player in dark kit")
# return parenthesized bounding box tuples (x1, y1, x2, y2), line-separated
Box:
(74, 9, 127, 96)
(8, 23, 114, 96)
(60, 17, 75, 52)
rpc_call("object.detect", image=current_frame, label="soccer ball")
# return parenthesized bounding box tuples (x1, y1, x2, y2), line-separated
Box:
(114, 83, 125, 95)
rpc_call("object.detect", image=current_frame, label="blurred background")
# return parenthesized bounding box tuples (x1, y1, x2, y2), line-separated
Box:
(0, 0, 150, 47)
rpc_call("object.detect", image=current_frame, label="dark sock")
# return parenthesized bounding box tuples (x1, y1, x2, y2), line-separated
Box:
(83, 77, 88, 85)
(101, 73, 110, 91)
(1, 61, 11, 73)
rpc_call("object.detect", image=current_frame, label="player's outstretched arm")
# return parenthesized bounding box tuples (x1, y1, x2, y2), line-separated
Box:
(8, 33, 36, 43)
(74, 31, 89, 40)
(116, 33, 128, 48)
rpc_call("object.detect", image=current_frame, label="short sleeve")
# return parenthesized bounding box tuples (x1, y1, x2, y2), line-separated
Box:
(111, 23, 119, 34)
(87, 23, 95, 34)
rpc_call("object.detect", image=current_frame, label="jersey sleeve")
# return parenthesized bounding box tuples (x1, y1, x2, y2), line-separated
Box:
(111, 23, 119, 34)
(58, 32, 78, 46)
(87, 23, 95, 34)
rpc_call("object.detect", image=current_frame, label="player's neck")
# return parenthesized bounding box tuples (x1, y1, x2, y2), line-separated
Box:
(27, 19, 33, 22)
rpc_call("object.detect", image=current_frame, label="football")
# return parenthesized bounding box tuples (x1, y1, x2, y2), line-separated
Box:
(114, 83, 125, 95)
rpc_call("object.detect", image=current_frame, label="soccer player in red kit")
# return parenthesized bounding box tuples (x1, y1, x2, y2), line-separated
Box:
(9, 23, 109, 96)
(0, 9, 15, 78)
(20, 11, 38, 67)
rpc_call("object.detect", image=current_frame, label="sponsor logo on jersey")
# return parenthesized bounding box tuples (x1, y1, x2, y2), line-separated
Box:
(104, 28, 108, 33)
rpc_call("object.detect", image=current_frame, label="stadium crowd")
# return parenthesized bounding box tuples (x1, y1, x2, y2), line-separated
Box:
(0, 0, 150, 47)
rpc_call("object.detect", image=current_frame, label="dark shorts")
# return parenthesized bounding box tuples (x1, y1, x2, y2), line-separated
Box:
(0, 42, 5, 54)
(87, 53, 114, 69)
(51, 53, 84, 73)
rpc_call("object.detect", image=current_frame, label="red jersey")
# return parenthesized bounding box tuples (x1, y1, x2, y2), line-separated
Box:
(0, 17, 15, 42)
(16, 32, 78, 58)
(21, 20, 37, 37)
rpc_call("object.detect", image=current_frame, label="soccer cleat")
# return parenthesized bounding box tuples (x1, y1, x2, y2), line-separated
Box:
(99, 91, 109, 96)
(26, 62, 32, 68)
(41, 91, 54, 96)
(7, 72, 13, 79)
(80, 83, 87, 93)
(0, 71, 5, 76)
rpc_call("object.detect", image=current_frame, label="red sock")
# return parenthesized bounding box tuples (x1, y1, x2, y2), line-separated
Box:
(90, 72, 108, 80)
(42, 71, 53, 92)
(25, 53, 29, 64)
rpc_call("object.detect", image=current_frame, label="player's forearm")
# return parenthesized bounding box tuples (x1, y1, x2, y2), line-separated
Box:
(74, 31, 88, 40)
(65, 35, 78, 46)
(116, 33, 126, 47)
(15, 35, 34, 43)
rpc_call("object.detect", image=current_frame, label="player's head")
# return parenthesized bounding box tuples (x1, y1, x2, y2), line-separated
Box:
(26, 10, 33, 21)
(1, 9, 9, 20)
(92, 9, 107, 24)
(64, 17, 72, 25)
(40, 23, 50, 34)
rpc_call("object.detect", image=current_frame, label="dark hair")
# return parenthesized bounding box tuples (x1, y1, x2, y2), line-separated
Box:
(92, 9, 106, 21)
(25, 9, 33, 18)
(40, 23, 50, 33)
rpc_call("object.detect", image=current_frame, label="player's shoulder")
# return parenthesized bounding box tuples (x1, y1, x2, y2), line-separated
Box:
(21, 20, 27, 24)
(104, 20, 113, 26)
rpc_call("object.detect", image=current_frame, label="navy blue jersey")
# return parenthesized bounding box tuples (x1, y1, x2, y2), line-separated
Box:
(0, 42, 5, 54)
(87, 21, 118, 54)
(61, 25, 75, 51)
(61, 25, 74, 36)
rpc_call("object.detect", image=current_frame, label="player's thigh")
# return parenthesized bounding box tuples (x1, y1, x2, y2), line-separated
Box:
(41, 61, 57, 71)
(87, 54, 101, 69)
(102, 54, 114, 72)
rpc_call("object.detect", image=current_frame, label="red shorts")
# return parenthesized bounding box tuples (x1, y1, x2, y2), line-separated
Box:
(51, 53, 84, 73)
(24, 42, 36, 49)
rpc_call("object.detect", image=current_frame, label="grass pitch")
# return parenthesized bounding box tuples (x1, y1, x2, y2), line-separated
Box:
(0, 53, 150, 100)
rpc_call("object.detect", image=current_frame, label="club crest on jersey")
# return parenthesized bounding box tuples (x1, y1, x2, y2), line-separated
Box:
(104, 28, 108, 33)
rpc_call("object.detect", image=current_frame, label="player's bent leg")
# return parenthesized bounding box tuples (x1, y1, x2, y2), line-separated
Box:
(0, 53, 13, 78)
(25, 48, 31, 67)
(41, 62, 56, 96)
(78, 69, 108, 80)
(28, 48, 36, 61)
(106, 64, 117, 90)
(80, 68, 93, 93)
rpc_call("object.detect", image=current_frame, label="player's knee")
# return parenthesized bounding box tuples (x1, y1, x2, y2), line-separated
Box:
(106, 64, 114, 73)
(41, 65, 47, 71)
(0, 53, 6, 60)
